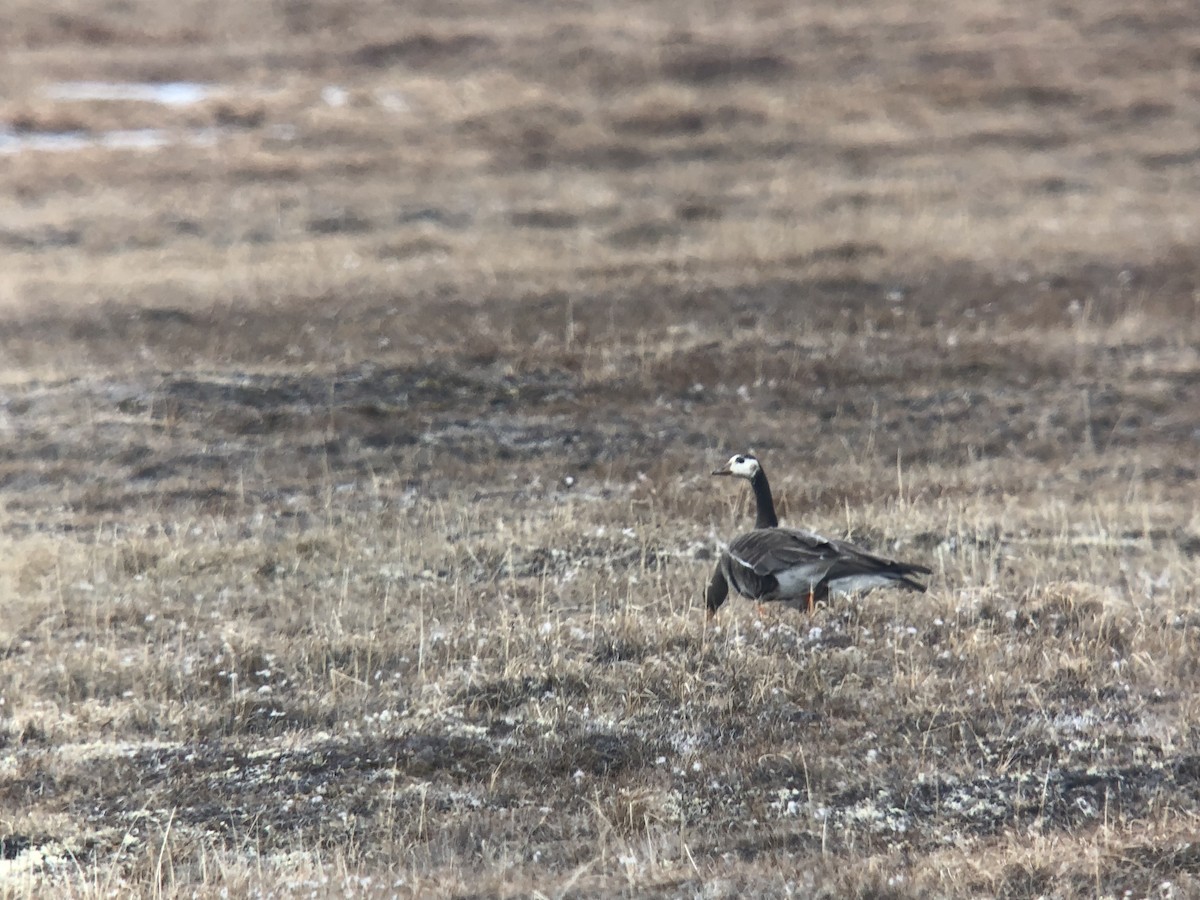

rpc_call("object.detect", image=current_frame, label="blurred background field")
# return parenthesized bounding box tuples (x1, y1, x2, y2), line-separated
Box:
(1, 1, 1199, 896)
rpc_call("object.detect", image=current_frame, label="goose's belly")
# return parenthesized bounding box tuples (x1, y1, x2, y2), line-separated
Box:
(759, 568, 897, 600)
(825, 574, 899, 596)
(769, 565, 828, 598)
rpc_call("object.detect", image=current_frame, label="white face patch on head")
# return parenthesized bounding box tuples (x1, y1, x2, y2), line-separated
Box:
(726, 454, 760, 479)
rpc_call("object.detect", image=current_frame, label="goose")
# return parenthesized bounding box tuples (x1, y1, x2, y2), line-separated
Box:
(706, 453, 931, 618)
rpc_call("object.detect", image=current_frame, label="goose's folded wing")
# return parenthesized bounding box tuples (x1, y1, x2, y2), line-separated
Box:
(727, 528, 843, 576)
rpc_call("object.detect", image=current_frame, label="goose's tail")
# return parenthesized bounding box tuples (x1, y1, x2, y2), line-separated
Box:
(826, 559, 932, 597)
(887, 561, 932, 593)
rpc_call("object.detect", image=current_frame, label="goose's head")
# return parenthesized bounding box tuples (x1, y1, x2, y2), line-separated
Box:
(712, 453, 761, 480)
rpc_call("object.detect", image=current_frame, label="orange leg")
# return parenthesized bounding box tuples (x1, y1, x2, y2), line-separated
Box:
(806, 588, 815, 615)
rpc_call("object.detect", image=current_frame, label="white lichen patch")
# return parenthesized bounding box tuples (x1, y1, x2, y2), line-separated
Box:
(0, 842, 74, 888)
(843, 792, 912, 835)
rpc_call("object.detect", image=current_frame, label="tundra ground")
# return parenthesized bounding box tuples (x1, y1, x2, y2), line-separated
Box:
(2, 1, 1200, 896)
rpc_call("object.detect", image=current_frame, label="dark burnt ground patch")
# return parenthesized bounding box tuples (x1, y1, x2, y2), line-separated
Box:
(9, 701, 1189, 870)
(726, 751, 1197, 861)
(0, 362, 682, 529)
(156, 363, 580, 425)
(2, 247, 1196, 534)
(1, 721, 673, 862)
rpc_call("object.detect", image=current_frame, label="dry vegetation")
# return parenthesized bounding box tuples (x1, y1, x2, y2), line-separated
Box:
(2, 0, 1200, 896)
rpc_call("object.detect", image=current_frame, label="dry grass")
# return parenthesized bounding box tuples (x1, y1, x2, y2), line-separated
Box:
(2, 0, 1200, 896)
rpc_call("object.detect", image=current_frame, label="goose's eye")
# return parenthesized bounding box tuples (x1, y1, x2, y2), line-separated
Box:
(734, 456, 745, 464)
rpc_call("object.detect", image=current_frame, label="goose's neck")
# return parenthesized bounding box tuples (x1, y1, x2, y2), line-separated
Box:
(751, 470, 779, 528)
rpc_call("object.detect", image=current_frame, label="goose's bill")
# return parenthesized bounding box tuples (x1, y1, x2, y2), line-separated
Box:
(711, 463, 733, 476)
